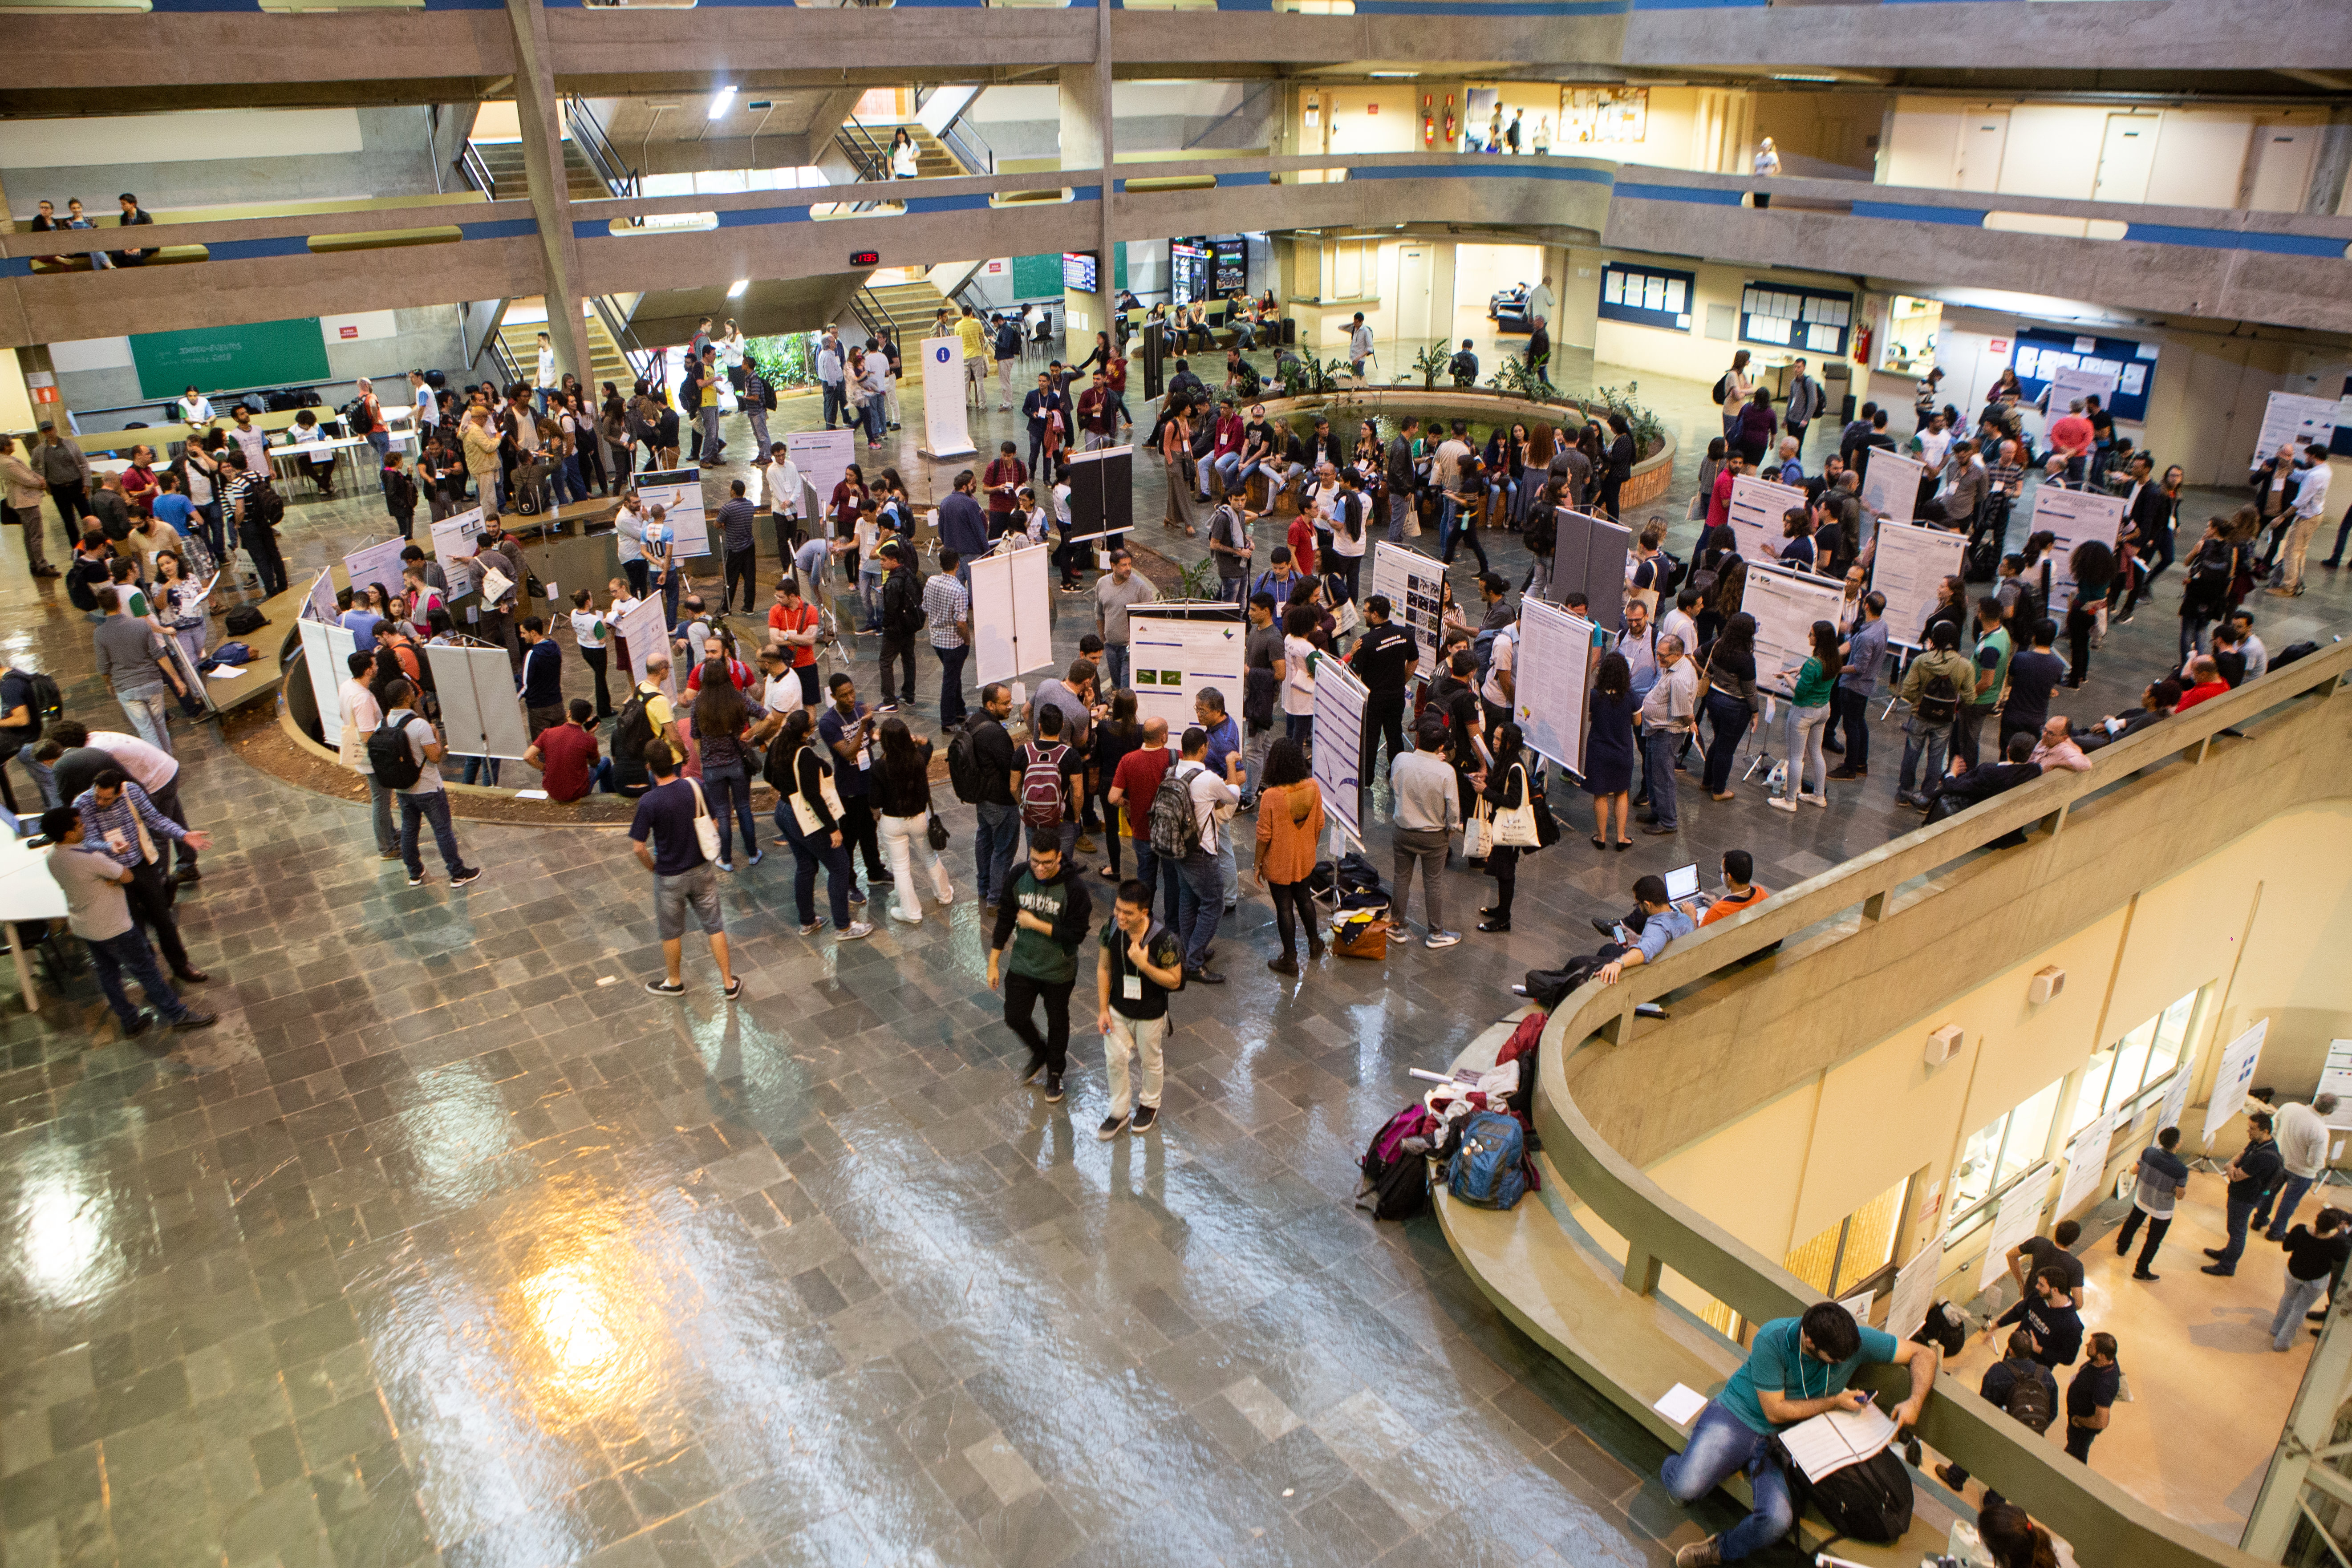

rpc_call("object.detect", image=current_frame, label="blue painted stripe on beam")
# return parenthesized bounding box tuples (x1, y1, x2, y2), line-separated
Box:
(1850, 199, 1986, 227)
(459, 219, 541, 242)
(1355, 0, 1628, 16)
(1352, 162, 1616, 186)
(201, 237, 315, 261)
(0, 258, 31, 277)
(2124, 223, 2345, 259)
(1612, 181, 1742, 207)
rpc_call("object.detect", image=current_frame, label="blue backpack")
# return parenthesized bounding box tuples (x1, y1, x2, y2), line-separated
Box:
(1448, 1111, 1529, 1210)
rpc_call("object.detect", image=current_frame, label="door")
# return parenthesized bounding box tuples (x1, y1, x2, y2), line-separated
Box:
(2246, 123, 2320, 213)
(1952, 106, 2009, 194)
(2092, 113, 2160, 205)
(1395, 246, 1433, 350)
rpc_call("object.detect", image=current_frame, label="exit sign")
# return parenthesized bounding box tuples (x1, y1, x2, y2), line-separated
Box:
(339, 325, 358, 339)
(1365, 103, 1379, 114)
(849, 250, 880, 267)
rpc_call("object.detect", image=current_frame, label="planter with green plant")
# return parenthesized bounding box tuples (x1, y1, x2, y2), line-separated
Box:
(1414, 342, 1452, 390)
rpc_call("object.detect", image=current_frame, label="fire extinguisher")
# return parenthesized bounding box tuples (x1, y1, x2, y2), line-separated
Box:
(1444, 93, 1456, 148)
(1853, 324, 1873, 365)
(1423, 94, 1435, 148)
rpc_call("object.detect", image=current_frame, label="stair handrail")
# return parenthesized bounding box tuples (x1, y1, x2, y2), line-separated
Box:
(482, 332, 523, 390)
(591, 294, 654, 384)
(847, 284, 894, 348)
(455, 140, 499, 203)
(940, 120, 996, 178)
(834, 118, 892, 182)
(564, 97, 641, 200)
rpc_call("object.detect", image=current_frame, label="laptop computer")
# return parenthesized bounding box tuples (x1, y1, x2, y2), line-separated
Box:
(1663, 863, 1701, 904)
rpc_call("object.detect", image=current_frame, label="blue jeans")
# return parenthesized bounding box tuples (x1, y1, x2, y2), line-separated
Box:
(1661, 1402, 1792, 1562)
(1102, 643, 1130, 692)
(1641, 727, 1682, 829)
(2258, 1174, 2318, 1239)
(658, 571, 681, 631)
(779, 806, 854, 929)
(1208, 451, 1243, 499)
(699, 405, 725, 462)
(703, 761, 757, 863)
(2215, 1197, 2259, 1269)
(936, 644, 969, 725)
(973, 801, 1022, 909)
(460, 756, 501, 787)
(399, 789, 466, 878)
(1778, 701, 1829, 801)
(86, 926, 189, 1028)
(1898, 715, 1951, 798)
(2275, 1275, 2330, 1350)
(1174, 848, 1221, 969)
(1388, 493, 1411, 544)
(1130, 838, 1181, 931)
(16, 740, 59, 809)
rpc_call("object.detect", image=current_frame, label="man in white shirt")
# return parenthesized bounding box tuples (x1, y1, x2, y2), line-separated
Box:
(534, 332, 558, 415)
(1528, 274, 1555, 330)
(2258, 1094, 2339, 1240)
(762, 444, 805, 565)
(227, 406, 272, 486)
(337, 648, 398, 860)
(1347, 312, 1375, 379)
(816, 330, 846, 431)
(2285, 445, 2338, 591)
(409, 371, 440, 440)
(2230, 611, 2268, 680)
(1637, 633, 1697, 835)
(174, 388, 214, 425)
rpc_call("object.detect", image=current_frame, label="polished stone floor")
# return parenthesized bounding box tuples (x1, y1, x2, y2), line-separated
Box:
(2, 355, 2345, 1568)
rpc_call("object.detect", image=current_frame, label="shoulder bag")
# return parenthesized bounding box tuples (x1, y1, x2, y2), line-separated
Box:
(687, 779, 722, 862)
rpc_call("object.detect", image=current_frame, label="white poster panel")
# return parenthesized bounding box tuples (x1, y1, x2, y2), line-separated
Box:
(920, 335, 976, 459)
(632, 468, 710, 561)
(1742, 562, 1847, 698)
(2054, 1109, 2118, 1224)
(2254, 391, 2341, 465)
(1370, 543, 1446, 679)
(2048, 365, 2118, 416)
(1858, 448, 1924, 528)
(2157, 1056, 2196, 1134)
(1311, 659, 1369, 847)
(302, 568, 336, 624)
(1886, 1234, 1945, 1344)
(2202, 1018, 2271, 1148)
(1979, 1175, 2050, 1293)
(342, 535, 412, 603)
(424, 644, 531, 762)
(430, 507, 484, 573)
(1728, 474, 1807, 567)
(2029, 484, 2128, 610)
(614, 594, 672, 693)
(1869, 523, 1968, 651)
(1515, 599, 1594, 774)
(785, 430, 855, 524)
(296, 617, 356, 746)
(969, 546, 1054, 686)
(1126, 609, 1246, 733)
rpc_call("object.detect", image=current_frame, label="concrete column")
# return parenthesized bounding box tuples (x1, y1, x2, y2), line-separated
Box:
(503, 0, 593, 392)
(2308, 110, 2352, 218)
(1056, 8, 1115, 367)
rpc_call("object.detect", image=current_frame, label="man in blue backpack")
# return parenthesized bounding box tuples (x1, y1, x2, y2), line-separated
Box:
(1663, 1300, 1938, 1566)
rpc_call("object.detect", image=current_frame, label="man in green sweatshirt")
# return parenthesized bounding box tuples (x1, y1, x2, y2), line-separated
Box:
(988, 840, 1095, 1103)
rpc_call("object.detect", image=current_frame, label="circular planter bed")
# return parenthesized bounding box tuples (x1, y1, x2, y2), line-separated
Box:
(1249, 386, 1672, 503)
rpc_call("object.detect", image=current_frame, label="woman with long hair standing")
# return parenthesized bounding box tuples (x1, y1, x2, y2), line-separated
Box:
(1598, 411, 1634, 520)
(1092, 689, 1142, 881)
(690, 673, 760, 870)
(1252, 737, 1325, 976)
(1161, 402, 1199, 537)
(1584, 651, 1637, 849)
(1700, 612, 1759, 800)
(873, 715, 956, 922)
(773, 710, 873, 941)
(1770, 620, 1839, 810)
(1479, 720, 1531, 932)
(2063, 539, 2117, 688)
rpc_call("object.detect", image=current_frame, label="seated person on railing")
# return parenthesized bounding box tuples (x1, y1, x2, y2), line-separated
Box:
(1592, 873, 1693, 987)
(1662, 1299, 1938, 1568)
(1921, 730, 2044, 834)
(2077, 676, 2180, 754)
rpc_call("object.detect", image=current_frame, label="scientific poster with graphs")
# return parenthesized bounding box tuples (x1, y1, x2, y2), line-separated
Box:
(1126, 608, 1245, 732)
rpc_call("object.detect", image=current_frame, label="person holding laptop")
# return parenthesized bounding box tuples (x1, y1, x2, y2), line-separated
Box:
(1590, 851, 1768, 940)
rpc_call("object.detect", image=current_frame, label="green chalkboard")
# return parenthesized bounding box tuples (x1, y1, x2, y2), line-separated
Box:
(130, 317, 331, 399)
(1009, 245, 1129, 304)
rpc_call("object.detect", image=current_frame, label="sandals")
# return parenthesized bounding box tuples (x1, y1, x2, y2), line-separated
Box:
(1614, 839, 1633, 851)
(1590, 835, 1606, 850)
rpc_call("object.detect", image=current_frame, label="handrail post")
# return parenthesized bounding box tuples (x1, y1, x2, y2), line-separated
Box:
(1622, 1244, 1663, 1297)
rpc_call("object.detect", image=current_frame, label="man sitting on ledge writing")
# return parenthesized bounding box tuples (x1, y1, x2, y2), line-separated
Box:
(1664, 1300, 1938, 1567)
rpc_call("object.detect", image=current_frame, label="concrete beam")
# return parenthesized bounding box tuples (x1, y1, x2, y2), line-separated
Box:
(543, 8, 1093, 89)
(0, 14, 512, 110)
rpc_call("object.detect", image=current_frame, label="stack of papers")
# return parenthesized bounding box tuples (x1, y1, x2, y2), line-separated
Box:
(1779, 1401, 1899, 1482)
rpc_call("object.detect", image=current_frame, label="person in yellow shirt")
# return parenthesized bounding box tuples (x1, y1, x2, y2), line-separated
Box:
(956, 306, 989, 408)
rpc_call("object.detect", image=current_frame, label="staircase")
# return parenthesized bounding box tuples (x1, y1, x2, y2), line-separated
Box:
(496, 309, 633, 390)
(467, 138, 609, 203)
(837, 121, 967, 182)
(855, 279, 954, 349)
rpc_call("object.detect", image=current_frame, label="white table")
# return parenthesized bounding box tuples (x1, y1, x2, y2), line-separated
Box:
(0, 831, 68, 1012)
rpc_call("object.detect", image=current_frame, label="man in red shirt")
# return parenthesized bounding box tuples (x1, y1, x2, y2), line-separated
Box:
(524, 700, 609, 801)
(1106, 716, 1177, 928)
(2047, 398, 2095, 482)
(984, 442, 1027, 530)
(2174, 655, 2230, 713)
(766, 579, 822, 710)
(1286, 508, 1318, 580)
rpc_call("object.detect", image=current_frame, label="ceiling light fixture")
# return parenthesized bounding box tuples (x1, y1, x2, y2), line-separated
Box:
(1771, 73, 1839, 83)
(1368, 72, 1419, 80)
(728, 278, 749, 297)
(708, 86, 736, 121)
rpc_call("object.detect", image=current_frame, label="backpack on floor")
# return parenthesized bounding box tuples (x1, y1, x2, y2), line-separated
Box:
(1356, 1105, 1431, 1222)
(1447, 1110, 1529, 1211)
(1331, 909, 1388, 960)
(1523, 956, 1600, 1011)
(224, 605, 268, 635)
(1019, 741, 1068, 829)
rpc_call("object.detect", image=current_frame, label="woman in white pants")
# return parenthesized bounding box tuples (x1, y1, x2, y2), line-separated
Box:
(871, 716, 955, 922)
(1768, 619, 1839, 811)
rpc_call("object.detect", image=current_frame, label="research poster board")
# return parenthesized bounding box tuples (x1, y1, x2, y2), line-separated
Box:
(1549, 508, 1631, 630)
(1979, 1174, 2050, 1292)
(425, 643, 531, 762)
(2048, 365, 2119, 417)
(1728, 474, 1807, 567)
(1858, 448, 1924, 527)
(2029, 484, 2127, 608)
(2255, 391, 2342, 464)
(302, 568, 336, 624)
(2202, 1018, 2270, 1148)
(1886, 1234, 1945, 1344)
(784, 430, 854, 523)
(1311, 659, 1369, 846)
(1743, 562, 1847, 698)
(614, 594, 672, 695)
(296, 616, 356, 747)
(1870, 523, 1968, 650)
(2054, 1109, 2118, 1224)
(632, 468, 710, 561)
(2157, 1055, 2196, 1135)
(430, 507, 484, 573)
(1370, 543, 1446, 679)
(1514, 598, 1594, 774)
(1063, 444, 1135, 549)
(1125, 607, 1245, 733)
(919, 335, 976, 459)
(342, 535, 411, 603)
(970, 544, 1054, 686)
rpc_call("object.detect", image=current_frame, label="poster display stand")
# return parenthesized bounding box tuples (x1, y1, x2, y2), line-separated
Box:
(2029, 485, 2127, 608)
(1125, 606, 1245, 732)
(302, 568, 337, 624)
(296, 617, 357, 746)
(1870, 523, 1968, 650)
(1311, 660, 1369, 847)
(430, 507, 483, 573)
(1369, 543, 1447, 680)
(632, 468, 709, 560)
(969, 545, 1054, 688)
(1549, 508, 1632, 631)
(1858, 449, 1924, 529)
(2254, 391, 2342, 464)
(1742, 562, 1847, 698)
(424, 643, 532, 762)
(2048, 365, 2119, 415)
(2202, 1018, 2270, 1147)
(919, 335, 976, 459)
(342, 535, 412, 602)
(1728, 474, 1807, 567)
(1515, 599, 1594, 774)
(2054, 1110, 2119, 1224)
(1886, 1234, 1945, 1343)
(784, 430, 854, 524)
(1062, 445, 1135, 553)
(1979, 1175, 2050, 1292)
(614, 595, 673, 699)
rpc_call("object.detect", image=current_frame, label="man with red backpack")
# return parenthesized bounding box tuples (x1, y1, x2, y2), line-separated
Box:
(1017, 704, 1084, 859)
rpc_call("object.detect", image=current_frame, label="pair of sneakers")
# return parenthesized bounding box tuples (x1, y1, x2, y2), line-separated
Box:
(409, 865, 482, 889)
(1097, 1105, 1160, 1140)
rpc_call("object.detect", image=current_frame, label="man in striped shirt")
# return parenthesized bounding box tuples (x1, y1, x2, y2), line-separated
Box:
(924, 549, 973, 725)
(74, 767, 212, 985)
